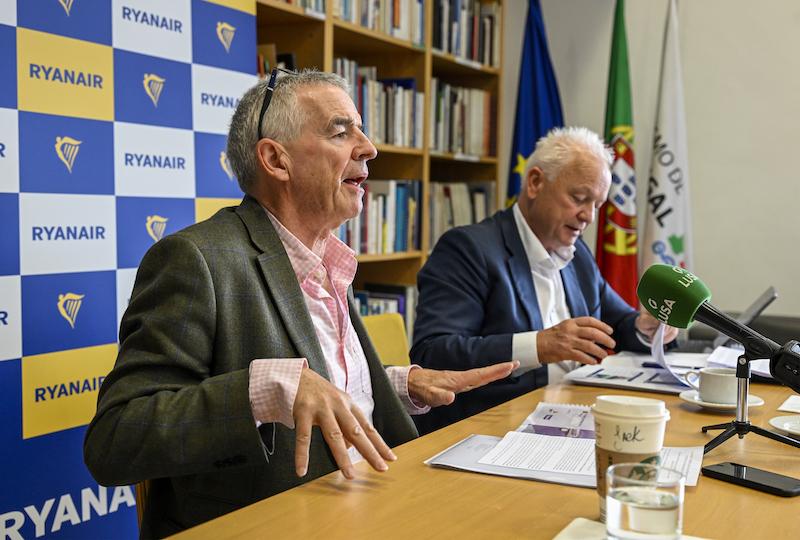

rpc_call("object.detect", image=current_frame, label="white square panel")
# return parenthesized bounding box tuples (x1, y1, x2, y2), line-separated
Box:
(112, 0, 192, 62)
(0, 275, 21, 361)
(114, 122, 195, 198)
(0, 108, 19, 193)
(0, 0, 16, 26)
(20, 193, 117, 275)
(116, 267, 137, 337)
(192, 64, 257, 134)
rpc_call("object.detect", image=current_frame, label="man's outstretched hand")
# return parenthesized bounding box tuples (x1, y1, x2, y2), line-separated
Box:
(407, 361, 519, 407)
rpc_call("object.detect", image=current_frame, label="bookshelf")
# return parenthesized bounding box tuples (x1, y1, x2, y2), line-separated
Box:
(256, 0, 503, 292)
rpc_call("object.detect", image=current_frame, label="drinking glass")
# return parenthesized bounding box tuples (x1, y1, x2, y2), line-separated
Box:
(605, 463, 685, 540)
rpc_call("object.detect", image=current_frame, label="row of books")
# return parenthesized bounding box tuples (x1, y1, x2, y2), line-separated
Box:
(333, 0, 425, 46)
(429, 78, 495, 157)
(354, 283, 418, 340)
(335, 180, 422, 255)
(432, 0, 501, 67)
(256, 44, 298, 79)
(278, 0, 326, 15)
(334, 58, 424, 148)
(430, 181, 496, 247)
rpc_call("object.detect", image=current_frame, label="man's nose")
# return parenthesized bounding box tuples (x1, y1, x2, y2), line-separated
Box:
(354, 130, 377, 161)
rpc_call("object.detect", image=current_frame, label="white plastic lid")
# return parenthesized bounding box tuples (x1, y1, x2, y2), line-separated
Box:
(592, 395, 667, 418)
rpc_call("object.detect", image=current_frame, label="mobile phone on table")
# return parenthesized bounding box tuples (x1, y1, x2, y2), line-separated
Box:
(701, 462, 800, 497)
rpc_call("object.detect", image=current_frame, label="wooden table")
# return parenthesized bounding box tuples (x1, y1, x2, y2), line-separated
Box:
(174, 383, 800, 539)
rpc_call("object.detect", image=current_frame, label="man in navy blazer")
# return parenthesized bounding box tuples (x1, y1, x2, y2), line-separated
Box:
(411, 127, 677, 434)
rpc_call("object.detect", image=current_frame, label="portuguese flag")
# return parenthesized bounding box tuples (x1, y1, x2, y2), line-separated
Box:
(596, 0, 638, 308)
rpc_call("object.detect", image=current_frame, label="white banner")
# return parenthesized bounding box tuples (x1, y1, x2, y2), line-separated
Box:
(642, 0, 692, 272)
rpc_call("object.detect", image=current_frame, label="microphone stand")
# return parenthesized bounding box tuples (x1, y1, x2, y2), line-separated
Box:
(693, 304, 800, 453)
(702, 354, 800, 453)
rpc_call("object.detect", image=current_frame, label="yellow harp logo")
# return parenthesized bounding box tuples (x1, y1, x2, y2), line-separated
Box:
(57, 292, 84, 329)
(146, 215, 168, 242)
(219, 151, 234, 180)
(216, 22, 236, 53)
(143, 73, 166, 107)
(58, 0, 75, 16)
(55, 136, 82, 173)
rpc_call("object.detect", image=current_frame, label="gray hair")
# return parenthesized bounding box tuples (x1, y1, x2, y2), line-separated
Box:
(524, 126, 613, 181)
(226, 69, 350, 194)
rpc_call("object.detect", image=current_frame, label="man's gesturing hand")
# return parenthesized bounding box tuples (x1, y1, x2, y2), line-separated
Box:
(293, 368, 396, 479)
(407, 361, 519, 407)
(537, 316, 616, 365)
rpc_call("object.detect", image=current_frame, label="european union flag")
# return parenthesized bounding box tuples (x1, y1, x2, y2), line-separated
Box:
(506, 0, 563, 206)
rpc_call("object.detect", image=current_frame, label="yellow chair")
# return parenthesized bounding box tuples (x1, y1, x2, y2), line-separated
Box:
(362, 313, 410, 366)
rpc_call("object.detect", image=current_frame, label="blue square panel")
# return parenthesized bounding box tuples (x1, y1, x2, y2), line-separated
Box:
(0, 193, 19, 275)
(0, 24, 16, 108)
(17, 0, 112, 45)
(191, 0, 255, 74)
(116, 196, 195, 269)
(194, 131, 244, 198)
(21, 270, 117, 356)
(113, 49, 192, 129)
(19, 112, 114, 195)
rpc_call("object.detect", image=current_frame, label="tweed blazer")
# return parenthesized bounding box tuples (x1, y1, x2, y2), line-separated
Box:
(84, 196, 418, 538)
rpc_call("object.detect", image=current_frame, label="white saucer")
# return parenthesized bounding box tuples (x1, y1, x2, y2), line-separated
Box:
(769, 415, 800, 437)
(678, 389, 764, 410)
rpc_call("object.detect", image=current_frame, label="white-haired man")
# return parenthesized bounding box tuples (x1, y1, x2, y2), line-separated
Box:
(410, 127, 677, 434)
(84, 70, 517, 538)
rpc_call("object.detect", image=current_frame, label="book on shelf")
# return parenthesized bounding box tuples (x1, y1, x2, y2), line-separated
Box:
(430, 79, 493, 157)
(334, 58, 423, 148)
(332, 0, 424, 46)
(432, 0, 501, 67)
(335, 179, 421, 256)
(354, 282, 418, 340)
(429, 181, 495, 248)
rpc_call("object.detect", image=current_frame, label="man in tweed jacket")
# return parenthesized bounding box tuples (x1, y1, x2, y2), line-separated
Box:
(84, 70, 516, 538)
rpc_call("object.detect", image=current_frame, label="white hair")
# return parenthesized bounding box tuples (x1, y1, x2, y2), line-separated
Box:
(524, 126, 613, 181)
(226, 69, 350, 194)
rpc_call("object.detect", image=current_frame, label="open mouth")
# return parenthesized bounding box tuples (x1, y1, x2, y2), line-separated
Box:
(342, 175, 367, 187)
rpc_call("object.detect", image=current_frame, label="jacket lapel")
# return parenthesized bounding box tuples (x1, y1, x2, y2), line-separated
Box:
(561, 263, 589, 318)
(236, 196, 330, 380)
(498, 208, 543, 330)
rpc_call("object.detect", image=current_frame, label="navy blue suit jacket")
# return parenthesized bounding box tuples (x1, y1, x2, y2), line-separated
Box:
(410, 207, 645, 434)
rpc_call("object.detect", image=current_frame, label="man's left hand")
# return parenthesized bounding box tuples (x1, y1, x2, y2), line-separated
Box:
(407, 361, 519, 408)
(636, 308, 679, 344)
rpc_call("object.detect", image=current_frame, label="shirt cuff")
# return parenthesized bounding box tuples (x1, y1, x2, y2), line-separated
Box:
(512, 331, 542, 376)
(249, 358, 308, 428)
(387, 365, 430, 415)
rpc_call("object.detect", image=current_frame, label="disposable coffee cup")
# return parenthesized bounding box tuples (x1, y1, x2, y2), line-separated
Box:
(592, 395, 670, 521)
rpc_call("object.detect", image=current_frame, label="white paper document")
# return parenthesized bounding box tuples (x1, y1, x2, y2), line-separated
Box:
(778, 395, 800, 413)
(479, 431, 595, 475)
(516, 402, 594, 438)
(707, 345, 773, 378)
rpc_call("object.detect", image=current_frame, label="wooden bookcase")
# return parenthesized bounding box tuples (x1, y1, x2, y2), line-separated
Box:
(255, 0, 503, 287)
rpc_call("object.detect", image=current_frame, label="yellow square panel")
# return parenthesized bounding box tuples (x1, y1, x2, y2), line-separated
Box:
(22, 343, 118, 439)
(204, 0, 256, 15)
(17, 28, 114, 121)
(195, 197, 242, 223)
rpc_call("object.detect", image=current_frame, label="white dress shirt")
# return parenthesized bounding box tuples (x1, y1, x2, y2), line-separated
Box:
(510, 203, 579, 384)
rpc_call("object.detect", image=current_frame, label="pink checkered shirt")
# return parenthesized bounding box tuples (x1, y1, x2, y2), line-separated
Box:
(249, 210, 427, 432)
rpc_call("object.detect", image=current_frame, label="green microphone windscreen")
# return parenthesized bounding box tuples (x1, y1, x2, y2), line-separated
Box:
(637, 264, 712, 328)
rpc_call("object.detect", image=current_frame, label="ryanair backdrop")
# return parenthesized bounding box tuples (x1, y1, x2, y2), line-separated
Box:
(0, 23, 16, 108)
(19, 112, 114, 195)
(3, 1, 256, 537)
(116, 196, 195, 269)
(0, 193, 19, 276)
(195, 131, 244, 198)
(114, 49, 192, 129)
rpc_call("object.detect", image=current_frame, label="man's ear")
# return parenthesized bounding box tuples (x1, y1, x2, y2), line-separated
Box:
(525, 166, 545, 199)
(256, 138, 290, 182)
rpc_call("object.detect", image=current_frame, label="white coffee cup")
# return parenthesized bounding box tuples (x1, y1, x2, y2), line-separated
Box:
(592, 395, 671, 521)
(683, 367, 737, 404)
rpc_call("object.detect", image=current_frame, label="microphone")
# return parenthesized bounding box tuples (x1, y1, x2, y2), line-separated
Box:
(637, 264, 800, 393)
